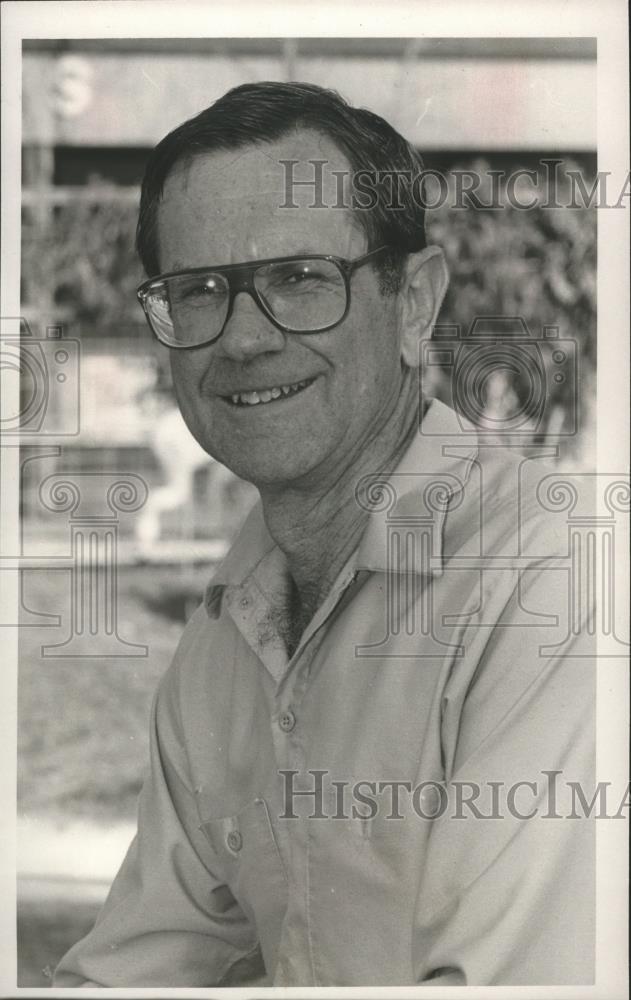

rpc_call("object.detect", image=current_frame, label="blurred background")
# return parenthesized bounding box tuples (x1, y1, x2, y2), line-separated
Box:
(15, 37, 596, 984)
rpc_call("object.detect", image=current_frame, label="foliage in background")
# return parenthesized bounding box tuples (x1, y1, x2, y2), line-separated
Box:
(428, 160, 596, 360)
(22, 192, 144, 330)
(22, 161, 596, 345)
(427, 160, 596, 449)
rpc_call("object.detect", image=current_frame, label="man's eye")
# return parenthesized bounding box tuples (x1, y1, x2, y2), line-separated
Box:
(272, 267, 329, 289)
(286, 269, 317, 283)
(188, 280, 222, 297)
(175, 278, 225, 304)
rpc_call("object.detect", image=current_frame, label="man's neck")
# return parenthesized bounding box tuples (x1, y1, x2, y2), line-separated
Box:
(257, 374, 423, 633)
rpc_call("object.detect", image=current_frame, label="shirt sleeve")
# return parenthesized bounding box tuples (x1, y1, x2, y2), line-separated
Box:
(53, 656, 266, 987)
(413, 562, 596, 986)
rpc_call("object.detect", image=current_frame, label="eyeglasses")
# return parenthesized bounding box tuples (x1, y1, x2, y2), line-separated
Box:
(136, 246, 391, 349)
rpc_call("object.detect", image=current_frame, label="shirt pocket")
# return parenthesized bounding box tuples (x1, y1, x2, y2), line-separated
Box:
(199, 797, 287, 959)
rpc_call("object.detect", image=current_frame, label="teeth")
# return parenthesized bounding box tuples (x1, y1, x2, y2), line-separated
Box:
(227, 378, 312, 406)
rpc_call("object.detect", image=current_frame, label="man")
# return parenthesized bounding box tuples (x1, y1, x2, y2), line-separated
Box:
(55, 82, 595, 987)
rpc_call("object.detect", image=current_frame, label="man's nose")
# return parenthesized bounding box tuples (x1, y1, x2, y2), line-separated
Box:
(216, 291, 286, 362)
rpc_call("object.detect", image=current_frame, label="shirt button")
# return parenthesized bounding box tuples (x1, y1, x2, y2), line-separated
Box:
(419, 784, 443, 816)
(278, 709, 296, 733)
(226, 830, 242, 852)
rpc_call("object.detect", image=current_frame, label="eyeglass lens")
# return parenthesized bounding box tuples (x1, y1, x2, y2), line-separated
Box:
(144, 258, 348, 346)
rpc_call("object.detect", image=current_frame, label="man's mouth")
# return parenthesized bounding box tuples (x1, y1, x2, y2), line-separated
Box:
(222, 377, 316, 407)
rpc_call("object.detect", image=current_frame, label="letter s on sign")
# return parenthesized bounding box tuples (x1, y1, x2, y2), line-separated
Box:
(52, 55, 94, 119)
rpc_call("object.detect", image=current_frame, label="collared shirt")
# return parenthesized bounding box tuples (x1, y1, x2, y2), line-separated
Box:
(55, 399, 595, 987)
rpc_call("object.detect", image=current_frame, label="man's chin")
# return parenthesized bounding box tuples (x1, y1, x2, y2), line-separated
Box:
(212, 449, 323, 492)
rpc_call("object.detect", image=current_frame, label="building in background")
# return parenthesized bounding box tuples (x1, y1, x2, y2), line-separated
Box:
(19, 37, 597, 548)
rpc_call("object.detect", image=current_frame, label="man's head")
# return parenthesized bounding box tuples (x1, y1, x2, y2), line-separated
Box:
(136, 82, 448, 489)
(137, 81, 429, 289)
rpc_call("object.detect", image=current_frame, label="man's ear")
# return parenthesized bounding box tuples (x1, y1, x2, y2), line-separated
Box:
(398, 246, 449, 368)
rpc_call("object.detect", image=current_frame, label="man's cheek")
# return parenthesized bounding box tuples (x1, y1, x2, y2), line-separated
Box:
(171, 358, 201, 404)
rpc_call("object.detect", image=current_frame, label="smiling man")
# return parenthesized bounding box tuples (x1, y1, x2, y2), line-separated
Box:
(55, 82, 595, 988)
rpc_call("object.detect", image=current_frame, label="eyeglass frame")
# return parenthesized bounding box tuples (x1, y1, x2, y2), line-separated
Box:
(136, 245, 393, 349)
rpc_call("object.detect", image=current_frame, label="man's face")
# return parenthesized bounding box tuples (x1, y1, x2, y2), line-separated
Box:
(156, 131, 407, 489)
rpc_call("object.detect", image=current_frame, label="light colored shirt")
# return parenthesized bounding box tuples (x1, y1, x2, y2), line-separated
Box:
(55, 399, 595, 987)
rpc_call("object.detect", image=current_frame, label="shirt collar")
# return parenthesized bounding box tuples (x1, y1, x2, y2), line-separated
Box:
(204, 399, 479, 617)
(204, 502, 276, 617)
(354, 399, 478, 577)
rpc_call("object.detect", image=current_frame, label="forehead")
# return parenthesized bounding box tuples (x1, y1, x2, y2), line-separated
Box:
(156, 130, 365, 266)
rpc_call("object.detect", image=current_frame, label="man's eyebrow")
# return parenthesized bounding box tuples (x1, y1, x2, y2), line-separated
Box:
(167, 241, 360, 272)
(168, 250, 343, 270)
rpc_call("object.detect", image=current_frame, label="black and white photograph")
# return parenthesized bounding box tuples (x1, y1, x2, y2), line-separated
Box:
(1, 1, 629, 995)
